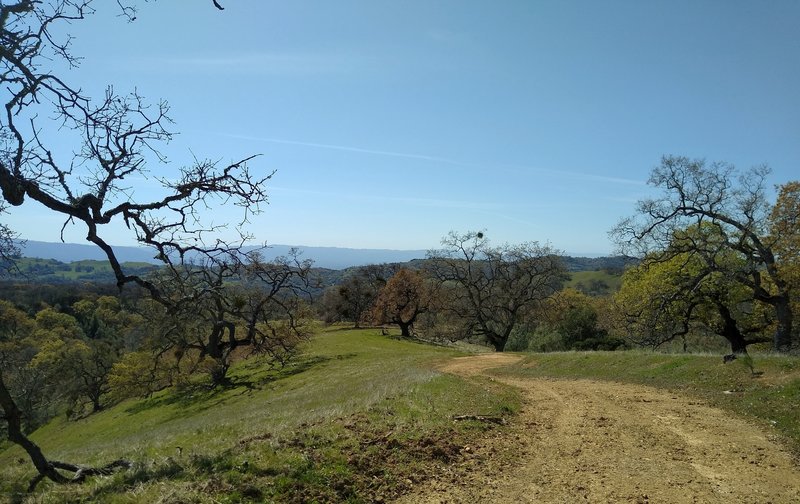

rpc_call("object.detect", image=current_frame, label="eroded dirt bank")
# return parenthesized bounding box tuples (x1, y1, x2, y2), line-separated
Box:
(398, 353, 800, 504)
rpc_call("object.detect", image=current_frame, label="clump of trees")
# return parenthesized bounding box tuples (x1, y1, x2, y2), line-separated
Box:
(315, 232, 568, 351)
(502, 288, 623, 352)
(0, 261, 314, 439)
(612, 156, 799, 354)
(320, 232, 618, 352)
(0, 297, 139, 430)
(319, 265, 392, 327)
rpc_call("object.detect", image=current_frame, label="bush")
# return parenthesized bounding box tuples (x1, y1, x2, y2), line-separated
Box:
(504, 325, 534, 351)
(527, 324, 567, 352)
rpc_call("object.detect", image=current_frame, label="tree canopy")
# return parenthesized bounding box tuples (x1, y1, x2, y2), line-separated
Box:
(614, 242, 772, 354)
(612, 156, 798, 352)
(370, 268, 432, 337)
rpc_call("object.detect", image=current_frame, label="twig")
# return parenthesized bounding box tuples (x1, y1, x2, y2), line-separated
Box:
(452, 415, 506, 425)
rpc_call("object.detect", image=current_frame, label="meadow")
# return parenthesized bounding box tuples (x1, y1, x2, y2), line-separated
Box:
(0, 327, 518, 503)
(1, 327, 798, 503)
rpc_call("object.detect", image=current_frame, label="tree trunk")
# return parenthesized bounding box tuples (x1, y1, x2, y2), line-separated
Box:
(2, 372, 131, 492)
(715, 302, 749, 354)
(209, 361, 231, 387)
(724, 330, 749, 355)
(397, 321, 412, 337)
(486, 331, 506, 352)
(396, 311, 420, 338)
(0, 373, 69, 486)
(491, 339, 506, 352)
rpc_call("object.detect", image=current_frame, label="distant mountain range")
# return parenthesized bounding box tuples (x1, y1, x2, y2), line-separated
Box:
(16, 240, 635, 273)
(17, 240, 429, 270)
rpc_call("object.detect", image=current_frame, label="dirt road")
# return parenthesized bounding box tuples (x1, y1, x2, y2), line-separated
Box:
(399, 354, 800, 503)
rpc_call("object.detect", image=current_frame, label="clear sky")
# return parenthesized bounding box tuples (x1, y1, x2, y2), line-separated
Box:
(7, 0, 800, 255)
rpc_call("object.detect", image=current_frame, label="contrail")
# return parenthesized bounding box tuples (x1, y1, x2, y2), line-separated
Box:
(222, 133, 645, 186)
(221, 133, 473, 167)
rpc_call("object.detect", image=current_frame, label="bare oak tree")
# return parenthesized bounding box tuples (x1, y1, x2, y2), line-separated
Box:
(0, 0, 282, 490)
(427, 231, 566, 351)
(149, 250, 314, 387)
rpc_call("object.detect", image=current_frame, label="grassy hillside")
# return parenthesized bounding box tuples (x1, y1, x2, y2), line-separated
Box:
(565, 269, 623, 294)
(3, 330, 798, 503)
(10, 258, 158, 283)
(0, 328, 518, 503)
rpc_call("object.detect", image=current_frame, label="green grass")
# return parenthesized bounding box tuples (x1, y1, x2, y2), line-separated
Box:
(497, 350, 800, 454)
(565, 269, 622, 293)
(11, 258, 158, 282)
(5, 329, 797, 502)
(0, 327, 518, 503)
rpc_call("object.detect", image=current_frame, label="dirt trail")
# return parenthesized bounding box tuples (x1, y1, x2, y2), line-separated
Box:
(399, 354, 800, 503)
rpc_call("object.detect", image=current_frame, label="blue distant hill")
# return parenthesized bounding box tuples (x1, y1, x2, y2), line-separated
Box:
(16, 240, 630, 272)
(17, 240, 428, 270)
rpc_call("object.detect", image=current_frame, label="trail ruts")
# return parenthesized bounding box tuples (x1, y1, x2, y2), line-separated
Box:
(398, 353, 800, 503)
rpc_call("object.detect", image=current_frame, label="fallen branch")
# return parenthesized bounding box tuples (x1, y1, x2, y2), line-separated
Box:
(452, 415, 506, 425)
(28, 459, 133, 492)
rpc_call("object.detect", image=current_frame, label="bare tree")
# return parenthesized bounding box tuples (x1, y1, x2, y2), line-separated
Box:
(150, 250, 314, 387)
(322, 265, 391, 327)
(427, 231, 566, 351)
(0, 0, 277, 490)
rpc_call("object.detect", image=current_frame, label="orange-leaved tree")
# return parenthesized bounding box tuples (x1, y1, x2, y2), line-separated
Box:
(371, 268, 432, 337)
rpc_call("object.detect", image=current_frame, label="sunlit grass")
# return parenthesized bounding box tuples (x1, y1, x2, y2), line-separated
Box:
(565, 269, 622, 292)
(0, 327, 518, 503)
(6, 328, 795, 502)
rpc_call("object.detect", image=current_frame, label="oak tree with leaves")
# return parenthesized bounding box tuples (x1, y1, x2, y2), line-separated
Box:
(612, 156, 798, 352)
(370, 268, 432, 337)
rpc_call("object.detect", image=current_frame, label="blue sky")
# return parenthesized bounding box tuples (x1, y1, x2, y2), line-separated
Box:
(8, 0, 800, 255)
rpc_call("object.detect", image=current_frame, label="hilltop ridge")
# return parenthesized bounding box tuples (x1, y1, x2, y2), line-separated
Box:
(16, 240, 631, 272)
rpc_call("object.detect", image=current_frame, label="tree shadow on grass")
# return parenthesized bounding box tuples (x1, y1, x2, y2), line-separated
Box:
(123, 354, 340, 417)
(84, 456, 187, 502)
(122, 385, 227, 420)
(86, 448, 266, 503)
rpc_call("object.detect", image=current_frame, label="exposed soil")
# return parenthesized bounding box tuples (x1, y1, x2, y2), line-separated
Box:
(397, 353, 800, 503)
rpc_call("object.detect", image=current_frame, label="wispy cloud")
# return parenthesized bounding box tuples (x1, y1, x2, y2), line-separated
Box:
(225, 133, 646, 186)
(579, 173, 645, 186)
(383, 195, 498, 210)
(222, 133, 474, 167)
(498, 163, 645, 186)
